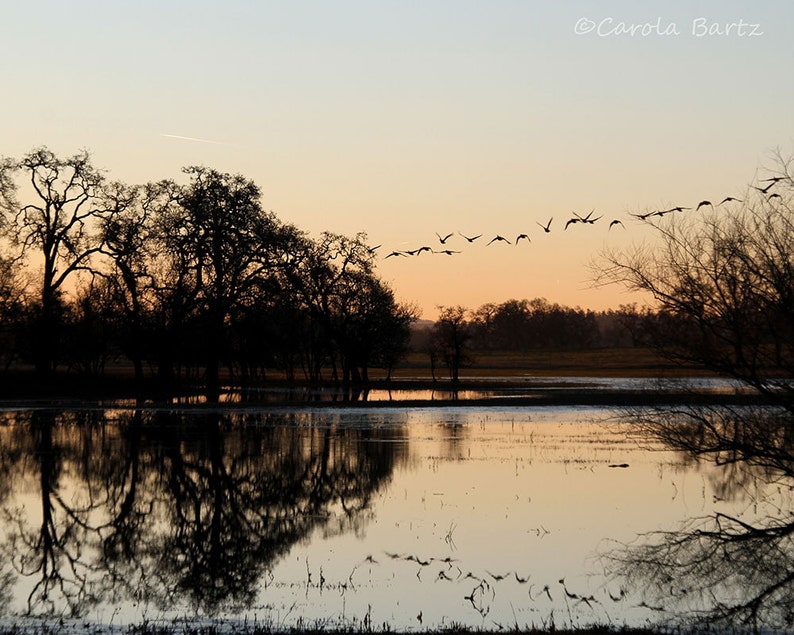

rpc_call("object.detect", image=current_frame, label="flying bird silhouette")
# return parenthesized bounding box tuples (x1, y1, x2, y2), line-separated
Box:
(564, 217, 581, 230)
(515, 233, 531, 244)
(753, 183, 776, 194)
(487, 235, 511, 245)
(695, 200, 713, 211)
(650, 206, 688, 217)
(537, 218, 553, 233)
(435, 249, 461, 255)
(459, 232, 482, 243)
(718, 197, 741, 205)
(436, 232, 454, 244)
(384, 251, 406, 259)
(608, 219, 624, 230)
(367, 244, 382, 254)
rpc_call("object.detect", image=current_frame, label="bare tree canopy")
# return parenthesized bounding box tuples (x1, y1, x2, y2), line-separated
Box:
(0, 147, 109, 374)
(594, 155, 794, 408)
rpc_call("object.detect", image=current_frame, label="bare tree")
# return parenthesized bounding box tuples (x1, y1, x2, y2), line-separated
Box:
(594, 163, 794, 409)
(97, 181, 170, 385)
(282, 231, 376, 382)
(433, 305, 473, 382)
(156, 167, 286, 397)
(0, 147, 107, 375)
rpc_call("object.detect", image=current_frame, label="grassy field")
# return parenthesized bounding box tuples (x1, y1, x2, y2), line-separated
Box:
(386, 347, 713, 380)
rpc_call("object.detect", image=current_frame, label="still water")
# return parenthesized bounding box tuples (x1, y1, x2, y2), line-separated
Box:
(0, 403, 788, 631)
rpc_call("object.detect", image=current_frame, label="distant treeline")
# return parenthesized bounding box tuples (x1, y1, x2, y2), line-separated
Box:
(468, 298, 656, 350)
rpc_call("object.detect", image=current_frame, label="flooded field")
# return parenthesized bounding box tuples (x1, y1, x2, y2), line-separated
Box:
(0, 400, 790, 632)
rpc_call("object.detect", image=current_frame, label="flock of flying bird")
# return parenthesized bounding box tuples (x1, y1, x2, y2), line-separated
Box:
(374, 176, 788, 260)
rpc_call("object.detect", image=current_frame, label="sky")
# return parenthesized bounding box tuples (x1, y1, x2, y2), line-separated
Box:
(2, 1, 793, 319)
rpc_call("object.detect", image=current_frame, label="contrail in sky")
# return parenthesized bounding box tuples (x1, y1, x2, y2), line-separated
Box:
(159, 133, 229, 145)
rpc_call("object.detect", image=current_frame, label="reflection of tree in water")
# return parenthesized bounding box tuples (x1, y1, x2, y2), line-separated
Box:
(0, 410, 112, 616)
(608, 405, 794, 631)
(149, 411, 403, 614)
(0, 413, 16, 614)
(436, 421, 469, 461)
(0, 409, 406, 618)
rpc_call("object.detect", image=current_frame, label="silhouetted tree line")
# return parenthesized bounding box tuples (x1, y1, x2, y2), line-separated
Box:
(468, 298, 653, 350)
(0, 147, 416, 393)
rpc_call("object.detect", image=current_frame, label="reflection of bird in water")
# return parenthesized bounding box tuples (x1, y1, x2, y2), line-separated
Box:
(515, 233, 531, 244)
(608, 219, 624, 230)
(608, 587, 626, 602)
(558, 578, 580, 600)
(436, 232, 454, 244)
(696, 200, 713, 211)
(487, 235, 511, 245)
(719, 197, 741, 205)
(537, 218, 553, 233)
(384, 250, 406, 258)
(459, 232, 482, 243)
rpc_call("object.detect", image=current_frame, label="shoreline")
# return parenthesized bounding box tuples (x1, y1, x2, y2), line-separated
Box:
(0, 347, 776, 409)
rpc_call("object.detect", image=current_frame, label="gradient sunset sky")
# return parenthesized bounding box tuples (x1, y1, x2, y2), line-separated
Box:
(3, 1, 793, 318)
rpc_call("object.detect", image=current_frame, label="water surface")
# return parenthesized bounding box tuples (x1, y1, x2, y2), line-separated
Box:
(0, 403, 785, 631)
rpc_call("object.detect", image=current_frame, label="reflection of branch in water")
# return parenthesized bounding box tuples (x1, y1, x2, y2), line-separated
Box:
(611, 404, 794, 631)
